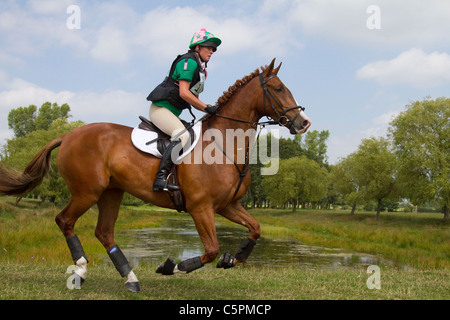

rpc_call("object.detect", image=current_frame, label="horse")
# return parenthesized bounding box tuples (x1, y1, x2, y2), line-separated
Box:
(0, 58, 311, 292)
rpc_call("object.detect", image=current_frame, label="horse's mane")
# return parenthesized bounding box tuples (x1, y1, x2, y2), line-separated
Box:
(216, 68, 260, 107)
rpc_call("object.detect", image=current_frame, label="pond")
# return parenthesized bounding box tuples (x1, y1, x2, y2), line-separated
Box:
(117, 217, 396, 270)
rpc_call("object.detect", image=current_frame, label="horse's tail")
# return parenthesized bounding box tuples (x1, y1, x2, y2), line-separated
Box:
(0, 135, 64, 196)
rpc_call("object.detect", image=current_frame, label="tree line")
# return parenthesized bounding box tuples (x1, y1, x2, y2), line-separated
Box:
(1, 98, 448, 222)
(243, 97, 449, 222)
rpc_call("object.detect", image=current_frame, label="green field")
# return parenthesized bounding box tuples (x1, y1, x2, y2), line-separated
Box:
(0, 198, 449, 300)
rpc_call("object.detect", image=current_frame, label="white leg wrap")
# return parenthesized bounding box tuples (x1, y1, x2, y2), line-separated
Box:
(126, 270, 138, 283)
(124, 270, 140, 293)
(173, 264, 186, 274)
(74, 256, 88, 279)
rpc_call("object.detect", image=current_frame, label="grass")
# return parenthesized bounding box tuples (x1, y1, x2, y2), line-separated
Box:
(0, 263, 448, 300)
(0, 197, 449, 300)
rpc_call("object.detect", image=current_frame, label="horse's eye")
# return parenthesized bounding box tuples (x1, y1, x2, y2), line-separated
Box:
(274, 86, 283, 92)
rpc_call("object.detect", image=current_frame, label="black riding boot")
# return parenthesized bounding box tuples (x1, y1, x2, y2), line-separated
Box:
(153, 139, 181, 192)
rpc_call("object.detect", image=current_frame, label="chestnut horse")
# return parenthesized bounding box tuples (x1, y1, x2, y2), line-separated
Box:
(0, 59, 311, 292)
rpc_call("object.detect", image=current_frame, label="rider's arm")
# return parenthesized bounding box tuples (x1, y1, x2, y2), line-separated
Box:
(179, 80, 208, 112)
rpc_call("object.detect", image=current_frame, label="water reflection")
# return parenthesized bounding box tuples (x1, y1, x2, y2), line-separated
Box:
(117, 218, 395, 269)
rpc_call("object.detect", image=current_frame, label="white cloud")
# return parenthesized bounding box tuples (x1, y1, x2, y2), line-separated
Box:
(0, 74, 75, 144)
(289, 0, 450, 48)
(356, 48, 450, 87)
(27, 0, 74, 15)
(0, 1, 303, 67)
(66, 90, 143, 124)
(0, 77, 74, 110)
(0, 1, 88, 55)
(2, 0, 450, 68)
(361, 111, 399, 138)
(132, 4, 299, 63)
(0, 72, 144, 142)
(90, 26, 131, 63)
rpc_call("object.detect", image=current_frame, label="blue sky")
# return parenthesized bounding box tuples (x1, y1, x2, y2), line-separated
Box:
(1, 0, 449, 164)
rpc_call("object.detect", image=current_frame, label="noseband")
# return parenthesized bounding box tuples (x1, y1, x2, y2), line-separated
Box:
(259, 73, 305, 132)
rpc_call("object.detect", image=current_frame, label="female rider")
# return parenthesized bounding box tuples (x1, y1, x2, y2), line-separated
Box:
(147, 28, 221, 192)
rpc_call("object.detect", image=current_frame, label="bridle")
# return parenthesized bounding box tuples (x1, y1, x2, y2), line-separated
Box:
(259, 73, 305, 132)
(210, 73, 306, 131)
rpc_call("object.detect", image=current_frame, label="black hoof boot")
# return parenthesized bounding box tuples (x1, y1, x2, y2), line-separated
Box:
(216, 252, 236, 269)
(156, 258, 176, 275)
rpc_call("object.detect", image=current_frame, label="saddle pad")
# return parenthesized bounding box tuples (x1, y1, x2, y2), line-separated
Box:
(131, 121, 202, 164)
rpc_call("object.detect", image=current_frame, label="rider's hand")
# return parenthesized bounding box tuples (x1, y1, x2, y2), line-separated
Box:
(205, 104, 219, 115)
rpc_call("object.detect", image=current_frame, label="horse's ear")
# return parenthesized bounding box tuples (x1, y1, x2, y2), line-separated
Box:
(273, 62, 282, 75)
(262, 58, 276, 76)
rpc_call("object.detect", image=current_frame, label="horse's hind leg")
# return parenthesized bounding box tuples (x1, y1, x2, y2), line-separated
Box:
(217, 201, 260, 268)
(55, 195, 98, 286)
(95, 188, 140, 293)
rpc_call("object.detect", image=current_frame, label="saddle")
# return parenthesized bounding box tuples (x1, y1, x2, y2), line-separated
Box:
(131, 116, 201, 162)
(131, 116, 202, 213)
(137, 116, 195, 156)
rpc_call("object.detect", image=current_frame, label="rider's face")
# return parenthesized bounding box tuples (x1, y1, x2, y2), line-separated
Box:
(198, 46, 215, 62)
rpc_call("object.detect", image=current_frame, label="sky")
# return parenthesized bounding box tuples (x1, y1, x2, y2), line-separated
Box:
(1, 0, 449, 164)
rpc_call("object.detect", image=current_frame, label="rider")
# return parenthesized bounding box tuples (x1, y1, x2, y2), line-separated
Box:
(147, 28, 221, 192)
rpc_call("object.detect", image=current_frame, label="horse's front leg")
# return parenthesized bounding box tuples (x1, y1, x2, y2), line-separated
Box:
(216, 201, 260, 268)
(156, 206, 219, 275)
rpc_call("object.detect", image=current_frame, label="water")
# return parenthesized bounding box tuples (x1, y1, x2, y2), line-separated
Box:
(117, 217, 395, 269)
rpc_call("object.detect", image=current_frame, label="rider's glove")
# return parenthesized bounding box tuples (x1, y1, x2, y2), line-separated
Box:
(205, 104, 219, 115)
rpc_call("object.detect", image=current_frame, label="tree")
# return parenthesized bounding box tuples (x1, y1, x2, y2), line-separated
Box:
(7, 104, 37, 138)
(353, 137, 398, 219)
(330, 153, 363, 215)
(332, 137, 397, 218)
(2, 114, 84, 202)
(279, 136, 302, 159)
(8, 102, 71, 138)
(262, 156, 329, 211)
(299, 130, 330, 166)
(389, 97, 450, 222)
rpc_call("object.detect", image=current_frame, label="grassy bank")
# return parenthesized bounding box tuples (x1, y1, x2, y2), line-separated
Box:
(0, 199, 165, 265)
(248, 209, 450, 270)
(0, 198, 449, 300)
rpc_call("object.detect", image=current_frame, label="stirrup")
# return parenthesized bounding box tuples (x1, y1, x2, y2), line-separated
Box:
(153, 177, 180, 192)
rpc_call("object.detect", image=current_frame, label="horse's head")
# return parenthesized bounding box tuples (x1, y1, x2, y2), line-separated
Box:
(259, 58, 312, 134)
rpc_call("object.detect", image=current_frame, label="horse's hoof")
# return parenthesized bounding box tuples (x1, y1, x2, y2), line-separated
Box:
(156, 258, 176, 275)
(126, 281, 140, 293)
(216, 252, 236, 269)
